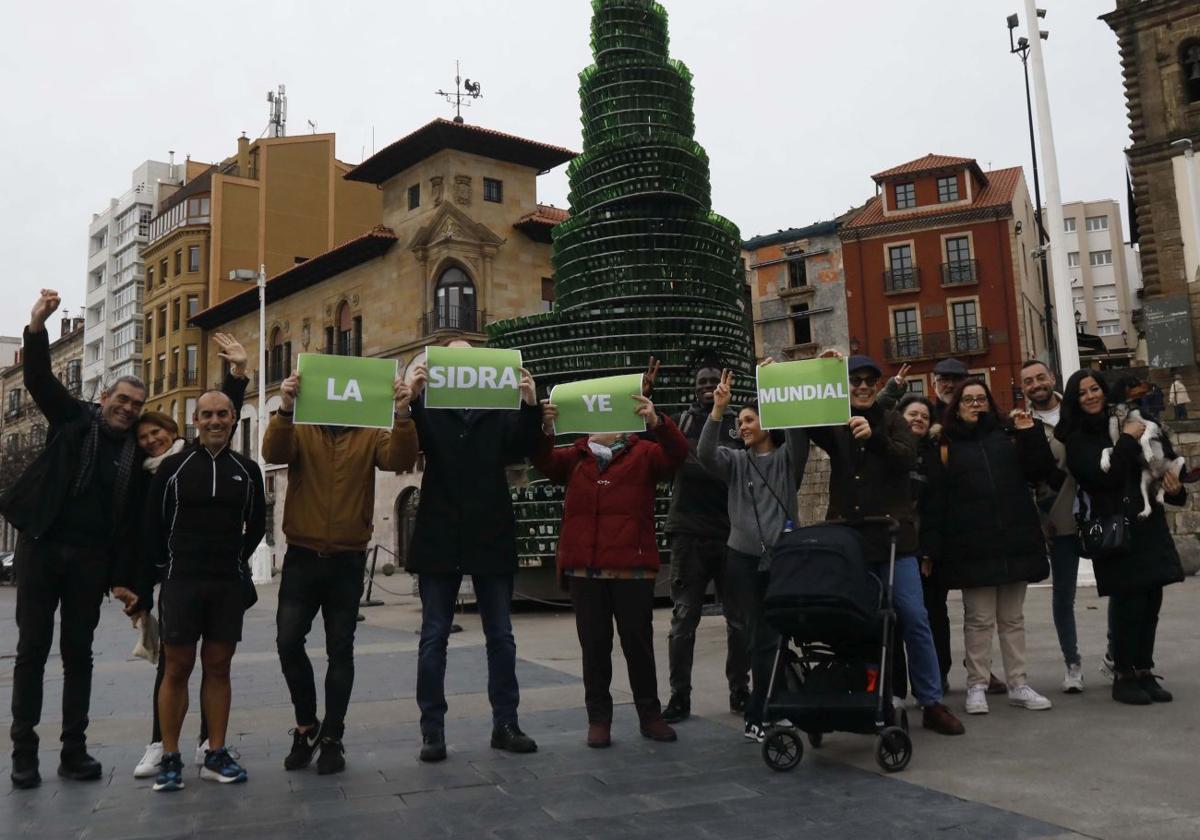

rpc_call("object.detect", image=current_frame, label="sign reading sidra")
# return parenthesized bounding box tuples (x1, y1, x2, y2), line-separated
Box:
(424, 345, 524, 410)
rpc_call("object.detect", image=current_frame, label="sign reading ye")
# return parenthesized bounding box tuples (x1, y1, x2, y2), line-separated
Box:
(549, 373, 646, 434)
(294, 353, 398, 429)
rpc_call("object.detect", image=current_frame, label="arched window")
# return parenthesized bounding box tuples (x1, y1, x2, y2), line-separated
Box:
(434, 266, 476, 331)
(269, 327, 289, 384)
(1183, 41, 1200, 104)
(335, 301, 361, 356)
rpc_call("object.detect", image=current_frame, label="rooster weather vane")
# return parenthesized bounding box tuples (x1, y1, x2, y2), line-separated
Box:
(436, 61, 482, 124)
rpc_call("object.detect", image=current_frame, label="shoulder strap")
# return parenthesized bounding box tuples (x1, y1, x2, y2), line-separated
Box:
(745, 450, 791, 519)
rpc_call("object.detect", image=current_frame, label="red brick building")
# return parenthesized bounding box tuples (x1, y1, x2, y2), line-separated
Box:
(838, 154, 1048, 410)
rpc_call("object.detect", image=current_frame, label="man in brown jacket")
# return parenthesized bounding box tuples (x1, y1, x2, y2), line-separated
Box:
(263, 369, 417, 775)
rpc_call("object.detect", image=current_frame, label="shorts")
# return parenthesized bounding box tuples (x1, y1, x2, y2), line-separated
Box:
(159, 578, 246, 646)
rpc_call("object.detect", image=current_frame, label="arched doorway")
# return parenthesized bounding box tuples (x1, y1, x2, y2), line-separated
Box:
(394, 487, 421, 571)
(434, 266, 476, 331)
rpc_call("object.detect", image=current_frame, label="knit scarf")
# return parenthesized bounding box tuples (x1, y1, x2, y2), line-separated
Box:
(72, 405, 138, 526)
(588, 438, 628, 473)
(142, 438, 185, 474)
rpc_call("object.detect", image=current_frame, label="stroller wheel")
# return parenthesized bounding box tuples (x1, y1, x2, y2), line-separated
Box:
(875, 726, 912, 773)
(762, 728, 803, 772)
(807, 731, 823, 749)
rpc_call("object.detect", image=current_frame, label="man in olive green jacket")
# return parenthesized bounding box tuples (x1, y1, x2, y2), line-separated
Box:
(262, 369, 417, 775)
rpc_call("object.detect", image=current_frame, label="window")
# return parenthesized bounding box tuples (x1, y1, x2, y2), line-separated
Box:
(157, 306, 167, 338)
(434, 267, 477, 331)
(1089, 250, 1113, 267)
(787, 257, 808, 288)
(188, 245, 200, 272)
(541, 278, 555, 313)
(1067, 251, 1080, 268)
(146, 267, 154, 292)
(324, 325, 334, 355)
(171, 299, 180, 332)
(892, 308, 920, 357)
(174, 249, 182, 275)
(789, 304, 812, 346)
(407, 184, 420, 210)
(1085, 215, 1109, 232)
(950, 300, 982, 351)
(269, 328, 289, 382)
(944, 236, 973, 283)
(887, 244, 916, 290)
(1184, 41, 1200, 104)
(160, 259, 168, 284)
(336, 303, 361, 357)
(186, 294, 199, 318)
(1064, 217, 1077, 233)
(483, 178, 503, 203)
(185, 345, 198, 385)
(894, 182, 915, 210)
(145, 313, 153, 340)
(1097, 320, 1122, 336)
(936, 176, 959, 203)
(906, 377, 926, 397)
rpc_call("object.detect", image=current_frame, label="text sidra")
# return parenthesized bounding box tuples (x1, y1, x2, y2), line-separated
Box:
(428, 366, 520, 389)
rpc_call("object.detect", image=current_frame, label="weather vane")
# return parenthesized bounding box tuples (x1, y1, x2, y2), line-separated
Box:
(435, 60, 482, 124)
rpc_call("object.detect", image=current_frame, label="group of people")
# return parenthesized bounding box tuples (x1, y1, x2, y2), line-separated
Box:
(3, 288, 1189, 794)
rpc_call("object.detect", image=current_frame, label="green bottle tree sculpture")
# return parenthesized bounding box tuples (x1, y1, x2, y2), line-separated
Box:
(488, 0, 754, 581)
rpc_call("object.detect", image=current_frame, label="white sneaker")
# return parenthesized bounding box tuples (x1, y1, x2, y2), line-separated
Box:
(1008, 683, 1053, 710)
(1062, 663, 1084, 694)
(965, 684, 989, 715)
(195, 739, 210, 767)
(743, 722, 766, 743)
(134, 742, 164, 778)
(1099, 653, 1115, 681)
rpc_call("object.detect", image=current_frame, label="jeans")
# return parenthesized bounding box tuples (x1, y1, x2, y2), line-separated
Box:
(276, 547, 366, 740)
(10, 536, 109, 759)
(722, 549, 777, 725)
(1049, 535, 1082, 667)
(666, 533, 749, 698)
(568, 576, 660, 723)
(1174, 404, 1188, 421)
(879, 556, 943, 708)
(1110, 586, 1163, 672)
(417, 573, 518, 734)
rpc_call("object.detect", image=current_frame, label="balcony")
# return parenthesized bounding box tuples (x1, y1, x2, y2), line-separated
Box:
(182, 371, 198, 387)
(4, 405, 23, 421)
(420, 305, 485, 336)
(941, 259, 978, 287)
(168, 373, 178, 390)
(883, 267, 920, 294)
(152, 377, 164, 395)
(883, 327, 989, 363)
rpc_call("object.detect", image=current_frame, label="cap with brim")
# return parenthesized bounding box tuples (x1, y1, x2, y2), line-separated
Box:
(933, 358, 969, 377)
(847, 355, 883, 378)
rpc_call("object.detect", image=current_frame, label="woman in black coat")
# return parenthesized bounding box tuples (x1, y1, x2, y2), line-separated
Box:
(1056, 370, 1185, 705)
(925, 379, 1057, 715)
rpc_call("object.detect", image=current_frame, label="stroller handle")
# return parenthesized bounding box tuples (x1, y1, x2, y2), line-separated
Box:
(823, 515, 900, 536)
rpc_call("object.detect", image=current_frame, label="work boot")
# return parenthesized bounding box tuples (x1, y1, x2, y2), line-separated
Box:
(490, 722, 537, 754)
(10, 753, 40, 789)
(419, 730, 447, 763)
(639, 716, 678, 742)
(663, 693, 690, 723)
(57, 750, 102, 781)
(586, 722, 612, 749)
(921, 703, 965, 735)
(1136, 671, 1173, 703)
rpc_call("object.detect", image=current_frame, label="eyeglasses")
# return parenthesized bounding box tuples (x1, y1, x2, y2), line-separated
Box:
(848, 375, 879, 387)
(960, 395, 989, 406)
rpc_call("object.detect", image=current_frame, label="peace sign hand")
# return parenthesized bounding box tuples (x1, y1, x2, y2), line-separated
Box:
(641, 355, 661, 397)
(710, 369, 733, 419)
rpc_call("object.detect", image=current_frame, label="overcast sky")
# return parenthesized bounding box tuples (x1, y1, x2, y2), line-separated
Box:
(0, 0, 1130, 340)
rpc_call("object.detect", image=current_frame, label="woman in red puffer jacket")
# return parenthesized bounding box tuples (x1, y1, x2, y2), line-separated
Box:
(534, 394, 688, 749)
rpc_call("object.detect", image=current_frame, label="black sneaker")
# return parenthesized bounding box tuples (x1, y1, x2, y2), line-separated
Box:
(419, 730, 447, 763)
(1138, 672, 1173, 703)
(315, 737, 346, 775)
(57, 751, 102, 781)
(10, 753, 40, 790)
(1112, 675, 1152, 705)
(283, 721, 322, 771)
(490, 722, 537, 754)
(663, 693, 691, 723)
(729, 688, 750, 715)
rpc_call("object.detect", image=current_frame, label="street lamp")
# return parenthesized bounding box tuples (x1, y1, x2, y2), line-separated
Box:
(1075, 309, 1083, 333)
(1008, 11, 1058, 376)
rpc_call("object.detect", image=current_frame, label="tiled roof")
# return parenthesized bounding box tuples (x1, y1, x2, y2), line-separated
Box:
(513, 204, 570, 243)
(346, 119, 577, 185)
(871, 154, 977, 181)
(743, 220, 839, 251)
(190, 226, 398, 329)
(842, 166, 1023, 232)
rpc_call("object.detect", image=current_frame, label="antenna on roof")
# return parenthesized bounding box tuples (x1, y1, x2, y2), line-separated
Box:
(266, 84, 287, 137)
(435, 60, 482, 124)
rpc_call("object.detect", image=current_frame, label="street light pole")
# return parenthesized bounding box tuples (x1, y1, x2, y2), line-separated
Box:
(252, 263, 271, 584)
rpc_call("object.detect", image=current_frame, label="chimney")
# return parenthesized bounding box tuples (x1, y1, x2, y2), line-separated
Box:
(237, 134, 250, 178)
(72, 317, 84, 334)
(60, 316, 71, 339)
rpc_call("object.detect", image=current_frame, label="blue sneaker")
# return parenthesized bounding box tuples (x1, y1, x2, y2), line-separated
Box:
(200, 747, 247, 784)
(152, 752, 185, 792)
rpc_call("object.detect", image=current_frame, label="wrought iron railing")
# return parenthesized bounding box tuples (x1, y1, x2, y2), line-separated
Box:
(883, 327, 989, 362)
(421, 305, 484, 335)
(883, 267, 920, 293)
(941, 259, 978, 286)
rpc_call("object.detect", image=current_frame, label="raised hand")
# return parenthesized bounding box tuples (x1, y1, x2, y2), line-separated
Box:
(30, 289, 61, 332)
(407, 362, 428, 398)
(710, 369, 733, 420)
(540, 400, 559, 435)
(818, 348, 844, 360)
(519, 367, 537, 407)
(280, 371, 300, 411)
(641, 355, 661, 397)
(1012, 408, 1035, 431)
(893, 363, 911, 387)
(213, 332, 248, 377)
(632, 394, 660, 429)
(849, 415, 872, 440)
(394, 378, 413, 414)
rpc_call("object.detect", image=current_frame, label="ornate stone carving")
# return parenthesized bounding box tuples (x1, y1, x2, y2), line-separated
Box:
(431, 176, 444, 206)
(301, 319, 311, 349)
(454, 175, 472, 206)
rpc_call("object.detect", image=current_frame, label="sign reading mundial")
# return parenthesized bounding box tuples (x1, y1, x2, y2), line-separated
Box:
(294, 353, 398, 429)
(424, 346, 524, 410)
(548, 373, 646, 435)
(755, 357, 851, 429)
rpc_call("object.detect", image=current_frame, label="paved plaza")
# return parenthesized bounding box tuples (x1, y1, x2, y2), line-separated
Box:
(1, 573, 1197, 839)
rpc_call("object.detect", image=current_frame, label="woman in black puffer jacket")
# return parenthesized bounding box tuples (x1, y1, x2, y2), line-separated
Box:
(1056, 369, 1186, 705)
(924, 379, 1058, 716)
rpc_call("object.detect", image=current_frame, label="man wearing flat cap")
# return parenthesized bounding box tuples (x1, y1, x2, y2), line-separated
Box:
(931, 358, 969, 424)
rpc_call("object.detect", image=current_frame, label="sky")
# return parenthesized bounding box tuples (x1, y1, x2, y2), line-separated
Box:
(0, 0, 1131, 340)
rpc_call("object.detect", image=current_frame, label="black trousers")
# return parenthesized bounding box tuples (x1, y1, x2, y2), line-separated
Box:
(1110, 585, 1164, 672)
(722, 549, 778, 726)
(568, 576, 661, 724)
(666, 533, 750, 698)
(275, 547, 366, 740)
(921, 572, 951, 681)
(10, 536, 109, 759)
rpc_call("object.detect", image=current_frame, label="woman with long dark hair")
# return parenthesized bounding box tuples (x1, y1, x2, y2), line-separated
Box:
(1056, 370, 1185, 704)
(925, 379, 1057, 715)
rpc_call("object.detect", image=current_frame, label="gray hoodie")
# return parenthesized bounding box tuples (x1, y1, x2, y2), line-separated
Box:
(698, 418, 809, 558)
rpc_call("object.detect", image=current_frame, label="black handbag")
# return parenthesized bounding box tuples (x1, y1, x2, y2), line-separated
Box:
(1075, 488, 1131, 561)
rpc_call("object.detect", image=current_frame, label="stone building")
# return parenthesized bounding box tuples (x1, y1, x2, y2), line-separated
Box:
(190, 118, 575, 571)
(0, 317, 84, 552)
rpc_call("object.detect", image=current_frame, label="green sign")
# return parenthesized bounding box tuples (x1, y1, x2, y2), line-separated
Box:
(755, 357, 851, 429)
(294, 353, 398, 429)
(424, 346, 524, 410)
(548, 373, 646, 434)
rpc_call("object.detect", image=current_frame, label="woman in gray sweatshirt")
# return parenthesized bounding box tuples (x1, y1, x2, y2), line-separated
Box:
(697, 369, 809, 741)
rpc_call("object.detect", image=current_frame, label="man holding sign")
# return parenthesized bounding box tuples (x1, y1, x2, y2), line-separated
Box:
(405, 341, 544, 763)
(263, 362, 417, 775)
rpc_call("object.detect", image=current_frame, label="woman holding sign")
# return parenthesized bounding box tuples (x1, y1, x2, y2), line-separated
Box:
(534, 392, 688, 748)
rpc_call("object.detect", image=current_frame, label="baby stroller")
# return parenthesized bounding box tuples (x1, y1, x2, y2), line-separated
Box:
(758, 516, 912, 773)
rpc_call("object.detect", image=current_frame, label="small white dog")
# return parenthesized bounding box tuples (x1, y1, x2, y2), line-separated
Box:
(1100, 403, 1185, 519)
